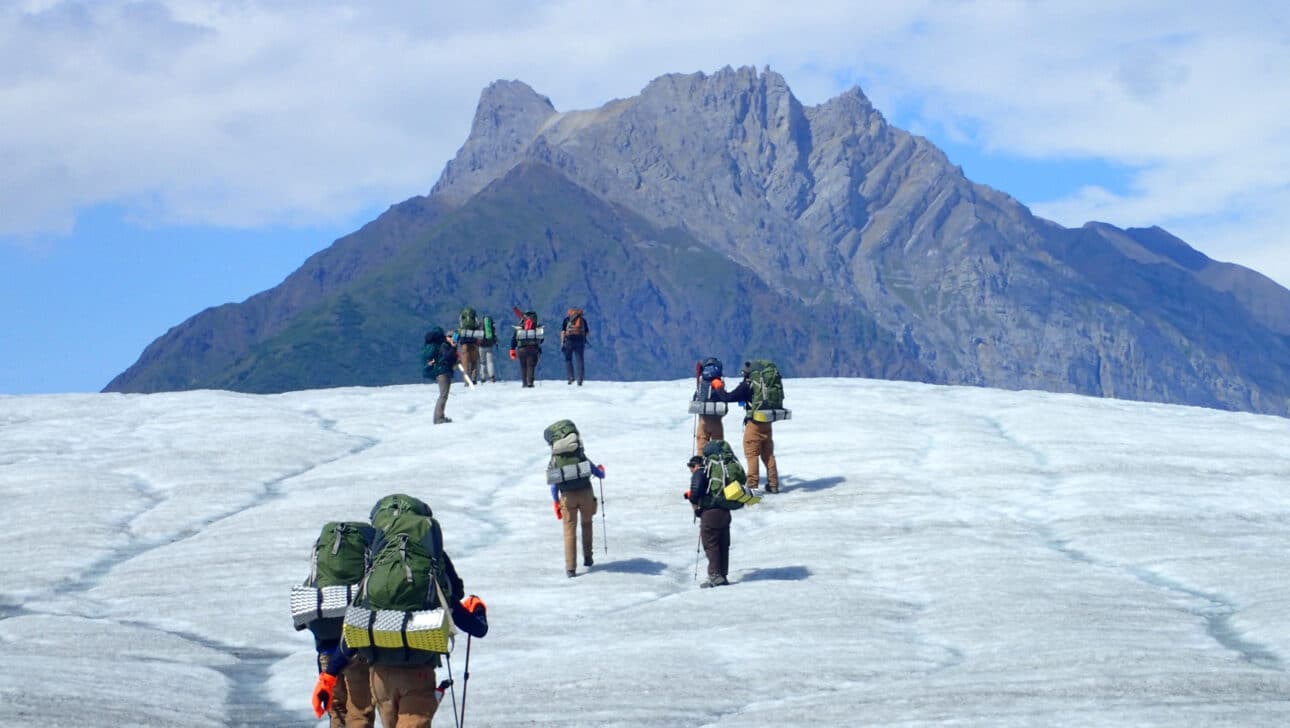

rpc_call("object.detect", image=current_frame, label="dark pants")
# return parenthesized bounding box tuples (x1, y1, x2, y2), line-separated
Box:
(563, 339, 586, 384)
(700, 508, 731, 579)
(518, 347, 540, 387)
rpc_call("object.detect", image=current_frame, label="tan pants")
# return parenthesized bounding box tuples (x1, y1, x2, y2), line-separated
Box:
(319, 651, 374, 728)
(743, 421, 778, 492)
(457, 342, 480, 381)
(371, 663, 439, 728)
(695, 415, 724, 455)
(560, 486, 597, 571)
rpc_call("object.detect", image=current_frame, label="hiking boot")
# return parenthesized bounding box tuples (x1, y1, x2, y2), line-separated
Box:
(584, 557, 594, 568)
(434, 417, 453, 424)
(566, 569, 576, 578)
(699, 575, 728, 589)
(568, 379, 574, 385)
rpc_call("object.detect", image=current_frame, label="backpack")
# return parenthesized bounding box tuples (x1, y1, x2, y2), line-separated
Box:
(460, 307, 479, 331)
(290, 521, 376, 637)
(545, 419, 593, 488)
(744, 359, 785, 411)
(700, 357, 722, 382)
(702, 440, 760, 509)
(523, 312, 538, 330)
(343, 501, 456, 661)
(565, 309, 587, 337)
(515, 312, 544, 346)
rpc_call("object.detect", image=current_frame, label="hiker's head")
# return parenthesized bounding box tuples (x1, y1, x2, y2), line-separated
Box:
(687, 455, 704, 471)
(426, 327, 445, 344)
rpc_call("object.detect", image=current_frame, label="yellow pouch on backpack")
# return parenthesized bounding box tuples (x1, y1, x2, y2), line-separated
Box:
(723, 481, 763, 505)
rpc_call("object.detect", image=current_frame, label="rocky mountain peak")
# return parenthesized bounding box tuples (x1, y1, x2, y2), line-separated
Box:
(429, 79, 557, 205)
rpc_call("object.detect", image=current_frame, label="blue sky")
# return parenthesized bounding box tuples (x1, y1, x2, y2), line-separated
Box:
(3, 1, 1288, 394)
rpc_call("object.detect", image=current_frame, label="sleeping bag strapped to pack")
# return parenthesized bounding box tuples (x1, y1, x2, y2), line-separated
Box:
(343, 507, 456, 663)
(291, 521, 376, 638)
(743, 359, 791, 423)
(702, 439, 761, 509)
(544, 419, 594, 489)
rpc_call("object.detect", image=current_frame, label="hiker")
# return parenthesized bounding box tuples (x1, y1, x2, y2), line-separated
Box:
(311, 495, 489, 728)
(421, 327, 457, 424)
(291, 521, 378, 728)
(457, 307, 483, 383)
(510, 310, 543, 388)
(479, 312, 499, 383)
(690, 357, 728, 455)
(712, 360, 786, 493)
(560, 307, 590, 386)
(544, 419, 605, 577)
(686, 454, 731, 588)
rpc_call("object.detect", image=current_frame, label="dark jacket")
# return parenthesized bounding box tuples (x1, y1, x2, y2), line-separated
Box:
(421, 328, 457, 379)
(561, 313, 589, 348)
(714, 379, 757, 421)
(687, 467, 712, 512)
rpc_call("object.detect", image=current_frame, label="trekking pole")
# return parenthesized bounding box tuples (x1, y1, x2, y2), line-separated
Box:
(461, 635, 473, 727)
(598, 474, 608, 554)
(445, 651, 462, 728)
(693, 519, 702, 581)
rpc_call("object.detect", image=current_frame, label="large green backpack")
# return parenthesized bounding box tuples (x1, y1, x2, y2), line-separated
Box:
(460, 306, 479, 330)
(545, 419, 592, 489)
(292, 521, 376, 639)
(702, 440, 757, 510)
(360, 512, 447, 613)
(745, 359, 785, 411)
(308, 521, 375, 588)
(370, 493, 432, 532)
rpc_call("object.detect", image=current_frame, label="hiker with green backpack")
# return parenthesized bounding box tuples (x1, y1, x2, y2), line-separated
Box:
(544, 419, 606, 577)
(456, 306, 484, 383)
(310, 494, 489, 728)
(685, 440, 761, 588)
(712, 360, 791, 494)
(291, 520, 378, 727)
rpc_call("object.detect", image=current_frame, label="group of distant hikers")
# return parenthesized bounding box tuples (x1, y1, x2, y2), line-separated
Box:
(419, 306, 590, 423)
(293, 307, 791, 726)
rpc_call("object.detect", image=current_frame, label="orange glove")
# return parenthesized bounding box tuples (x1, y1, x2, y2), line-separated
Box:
(312, 672, 337, 719)
(712, 377, 724, 390)
(553, 501, 562, 519)
(462, 594, 487, 615)
(509, 349, 517, 360)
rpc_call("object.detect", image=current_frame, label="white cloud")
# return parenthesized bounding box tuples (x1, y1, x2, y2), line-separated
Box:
(1, 1, 1287, 284)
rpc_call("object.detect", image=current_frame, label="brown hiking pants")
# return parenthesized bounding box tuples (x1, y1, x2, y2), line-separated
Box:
(700, 507, 731, 579)
(370, 663, 439, 728)
(743, 420, 778, 492)
(560, 486, 597, 571)
(457, 342, 479, 381)
(319, 651, 374, 728)
(695, 415, 724, 455)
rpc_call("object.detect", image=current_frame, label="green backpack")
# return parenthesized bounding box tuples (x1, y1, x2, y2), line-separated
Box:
(482, 315, 495, 342)
(460, 307, 479, 331)
(745, 359, 785, 411)
(370, 493, 432, 532)
(702, 440, 754, 510)
(308, 521, 375, 588)
(544, 419, 580, 447)
(360, 512, 447, 613)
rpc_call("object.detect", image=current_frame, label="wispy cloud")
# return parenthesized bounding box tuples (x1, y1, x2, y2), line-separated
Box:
(2, 1, 1287, 282)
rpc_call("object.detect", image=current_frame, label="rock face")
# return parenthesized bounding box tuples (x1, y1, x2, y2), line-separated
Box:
(107, 66, 1290, 416)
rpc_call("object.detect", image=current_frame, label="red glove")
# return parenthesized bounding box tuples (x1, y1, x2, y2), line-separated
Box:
(553, 501, 562, 519)
(509, 349, 517, 360)
(312, 672, 337, 719)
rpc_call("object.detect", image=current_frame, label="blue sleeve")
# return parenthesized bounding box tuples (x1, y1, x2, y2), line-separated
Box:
(322, 640, 353, 676)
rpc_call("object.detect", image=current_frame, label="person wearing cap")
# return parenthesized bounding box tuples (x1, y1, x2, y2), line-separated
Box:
(420, 327, 457, 424)
(686, 455, 731, 588)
